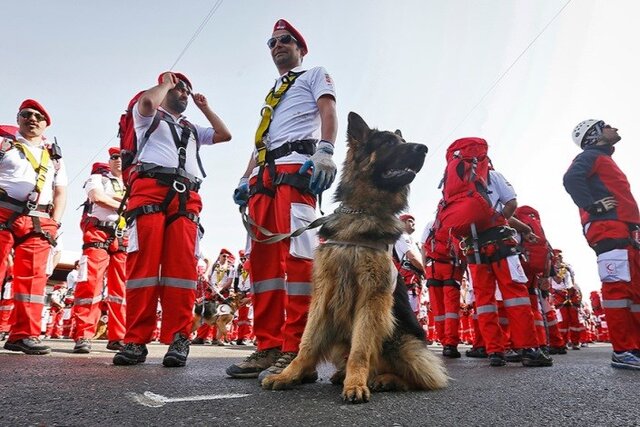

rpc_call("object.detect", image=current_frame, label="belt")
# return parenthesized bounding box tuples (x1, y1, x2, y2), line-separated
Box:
(136, 163, 202, 191)
(265, 139, 316, 163)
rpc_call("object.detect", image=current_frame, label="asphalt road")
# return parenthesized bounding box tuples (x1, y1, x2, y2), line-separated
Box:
(0, 340, 637, 426)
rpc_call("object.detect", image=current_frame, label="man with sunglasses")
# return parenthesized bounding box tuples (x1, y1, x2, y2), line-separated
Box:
(564, 120, 640, 370)
(228, 19, 337, 383)
(113, 72, 231, 368)
(71, 147, 127, 354)
(0, 99, 67, 355)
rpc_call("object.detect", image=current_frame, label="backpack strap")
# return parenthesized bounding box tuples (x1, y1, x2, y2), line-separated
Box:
(132, 113, 162, 167)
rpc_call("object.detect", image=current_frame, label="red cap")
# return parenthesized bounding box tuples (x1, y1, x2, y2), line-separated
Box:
(18, 99, 51, 126)
(238, 250, 246, 257)
(91, 162, 110, 175)
(108, 147, 120, 157)
(219, 248, 232, 257)
(273, 19, 308, 55)
(399, 214, 415, 222)
(157, 72, 192, 90)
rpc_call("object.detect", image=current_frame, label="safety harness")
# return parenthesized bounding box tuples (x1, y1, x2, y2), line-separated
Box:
(460, 225, 520, 264)
(0, 140, 60, 246)
(590, 224, 640, 255)
(251, 70, 316, 198)
(123, 112, 204, 232)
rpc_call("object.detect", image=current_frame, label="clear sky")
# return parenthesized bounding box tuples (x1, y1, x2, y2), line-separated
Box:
(3, 0, 639, 296)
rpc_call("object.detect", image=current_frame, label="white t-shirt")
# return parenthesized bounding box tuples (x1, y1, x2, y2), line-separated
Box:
(487, 170, 516, 213)
(0, 134, 68, 205)
(133, 105, 215, 179)
(83, 172, 124, 222)
(66, 269, 79, 292)
(552, 264, 576, 290)
(394, 232, 420, 263)
(251, 66, 336, 175)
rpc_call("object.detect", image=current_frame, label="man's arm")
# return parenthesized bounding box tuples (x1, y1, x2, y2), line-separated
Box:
(51, 186, 67, 224)
(317, 95, 337, 144)
(88, 188, 121, 210)
(405, 248, 425, 273)
(138, 72, 178, 117)
(192, 93, 232, 143)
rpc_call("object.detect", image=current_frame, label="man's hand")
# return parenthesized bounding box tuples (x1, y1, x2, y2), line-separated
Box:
(524, 231, 540, 243)
(298, 140, 336, 194)
(161, 72, 179, 88)
(586, 196, 617, 215)
(192, 93, 208, 110)
(233, 177, 249, 206)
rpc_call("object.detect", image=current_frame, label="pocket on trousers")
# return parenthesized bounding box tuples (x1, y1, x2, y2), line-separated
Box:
(77, 255, 89, 282)
(597, 248, 631, 282)
(507, 255, 528, 283)
(289, 203, 318, 260)
(127, 219, 139, 253)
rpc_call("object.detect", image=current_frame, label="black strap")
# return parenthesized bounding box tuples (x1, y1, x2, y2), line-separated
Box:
(265, 139, 317, 163)
(591, 238, 637, 255)
(13, 216, 56, 246)
(160, 112, 206, 178)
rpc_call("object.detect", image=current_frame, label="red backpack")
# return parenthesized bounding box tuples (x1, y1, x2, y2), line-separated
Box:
(435, 137, 502, 239)
(117, 92, 162, 184)
(515, 205, 552, 276)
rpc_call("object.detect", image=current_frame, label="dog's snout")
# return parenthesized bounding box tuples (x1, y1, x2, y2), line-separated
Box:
(412, 143, 428, 155)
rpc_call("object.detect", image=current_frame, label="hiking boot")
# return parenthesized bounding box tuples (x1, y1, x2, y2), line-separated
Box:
(257, 351, 319, 384)
(539, 346, 551, 357)
(73, 339, 92, 354)
(226, 348, 282, 378)
(4, 337, 51, 355)
(113, 343, 148, 365)
(521, 348, 553, 367)
(549, 346, 567, 355)
(465, 347, 488, 358)
(489, 352, 506, 367)
(611, 351, 640, 370)
(236, 339, 248, 346)
(106, 340, 124, 351)
(505, 349, 522, 363)
(0, 332, 7, 341)
(571, 343, 580, 350)
(191, 337, 205, 345)
(442, 345, 461, 358)
(163, 333, 190, 367)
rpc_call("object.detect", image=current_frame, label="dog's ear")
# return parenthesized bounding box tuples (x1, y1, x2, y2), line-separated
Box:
(347, 112, 370, 144)
(395, 129, 403, 138)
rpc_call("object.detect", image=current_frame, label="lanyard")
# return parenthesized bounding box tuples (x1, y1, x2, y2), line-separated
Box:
(14, 142, 50, 195)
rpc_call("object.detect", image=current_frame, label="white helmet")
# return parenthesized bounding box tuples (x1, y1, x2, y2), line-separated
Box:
(572, 119, 603, 148)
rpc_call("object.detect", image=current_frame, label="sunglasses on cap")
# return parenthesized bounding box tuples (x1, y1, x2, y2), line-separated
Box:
(19, 110, 47, 122)
(267, 34, 298, 49)
(110, 154, 121, 160)
(174, 80, 191, 95)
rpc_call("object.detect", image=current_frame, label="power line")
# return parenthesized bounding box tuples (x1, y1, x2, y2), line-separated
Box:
(69, 0, 225, 185)
(426, 0, 573, 162)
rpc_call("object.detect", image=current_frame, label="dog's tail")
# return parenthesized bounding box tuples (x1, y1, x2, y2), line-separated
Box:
(397, 335, 449, 390)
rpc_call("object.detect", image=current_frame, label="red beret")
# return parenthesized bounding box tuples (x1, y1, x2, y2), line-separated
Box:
(219, 248, 232, 257)
(91, 162, 110, 175)
(238, 250, 246, 257)
(273, 19, 308, 55)
(157, 72, 192, 90)
(19, 99, 51, 126)
(108, 147, 120, 157)
(399, 214, 415, 222)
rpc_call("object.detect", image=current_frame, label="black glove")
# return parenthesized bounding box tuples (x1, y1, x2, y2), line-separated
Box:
(585, 196, 617, 215)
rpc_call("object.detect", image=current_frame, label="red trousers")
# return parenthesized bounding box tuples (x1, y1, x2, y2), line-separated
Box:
(72, 222, 127, 341)
(528, 293, 548, 347)
(469, 257, 538, 354)
(124, 177, 201, 345)
(45, 306, 64, 338)
(248, 164, 315, 353)
(460, 311, 474, 343)
(556, 305, 582, 345)
(586, 221, 640, 352)
(0, 207, 57, 340)
(472, 307, 485, 348)
(236, 304, 252, 340)
(426, 261, 463, 346)
(0, 280, 13, 333)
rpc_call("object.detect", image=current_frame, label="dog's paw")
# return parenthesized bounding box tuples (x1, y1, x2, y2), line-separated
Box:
(261, 374, 297, 391)
(342, 384, 370, 403)
(370, 374, 409, 392)
(330, 369, 345, 386)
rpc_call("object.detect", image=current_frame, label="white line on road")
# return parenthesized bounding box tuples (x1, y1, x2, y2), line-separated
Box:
(127, 391, 251, 407)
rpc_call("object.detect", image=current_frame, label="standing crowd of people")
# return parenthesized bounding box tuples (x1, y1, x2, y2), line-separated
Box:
(1, 18, 639, 385)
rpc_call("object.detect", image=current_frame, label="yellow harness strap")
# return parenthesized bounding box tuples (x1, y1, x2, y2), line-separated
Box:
(14, 142, 51, 195)
(254, 71, 305, 166)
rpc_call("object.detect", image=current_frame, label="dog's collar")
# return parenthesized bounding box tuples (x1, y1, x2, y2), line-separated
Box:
(335, 204, 368, 215)
(323, 239, 390, 253)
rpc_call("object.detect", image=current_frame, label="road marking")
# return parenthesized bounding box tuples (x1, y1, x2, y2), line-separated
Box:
(127, 391, 251, 407)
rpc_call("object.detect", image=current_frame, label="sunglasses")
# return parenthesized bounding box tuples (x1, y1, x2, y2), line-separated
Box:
(267, 34, 298, 49)
(110, 154, 121, 160)
(174, 80, 192, 95)
(19, 110, 47, 122)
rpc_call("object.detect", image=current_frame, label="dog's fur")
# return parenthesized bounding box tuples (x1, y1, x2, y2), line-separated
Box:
(191, 293, 246, 343)
(261, 112, 448, 403)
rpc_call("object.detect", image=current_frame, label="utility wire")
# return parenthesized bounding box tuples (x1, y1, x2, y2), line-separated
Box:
(426, 0, 572, 162)
(69, 0, 224, 185)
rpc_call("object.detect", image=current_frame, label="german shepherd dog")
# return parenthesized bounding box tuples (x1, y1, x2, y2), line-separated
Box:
(262, 112, 448, 403)
(192, 292, 246, 344)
